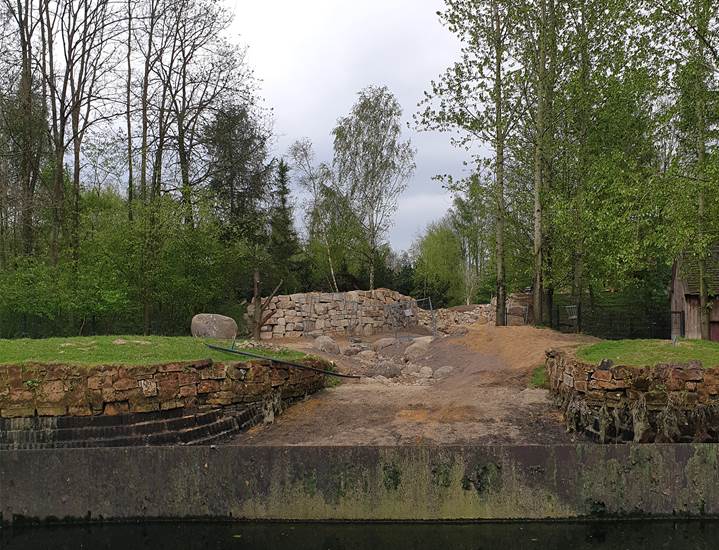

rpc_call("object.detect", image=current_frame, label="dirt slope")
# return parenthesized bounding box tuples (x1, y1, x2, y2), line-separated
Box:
(229, 325, 595, 446)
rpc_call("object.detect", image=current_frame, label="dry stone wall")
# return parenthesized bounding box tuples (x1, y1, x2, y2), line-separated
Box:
(546, 349, 719, 443)
(0, 358, 326, 419)
(248, 289, 419, 340)
(417, 293, 532, 333)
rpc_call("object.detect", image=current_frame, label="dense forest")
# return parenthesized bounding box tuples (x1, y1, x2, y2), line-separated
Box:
(0, 0, 416, 337)
(413, 0, 719, 333)
(0, 0, 717, 337)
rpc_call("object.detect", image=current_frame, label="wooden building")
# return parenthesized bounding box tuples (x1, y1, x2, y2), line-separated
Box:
(670, 247, 719, 341)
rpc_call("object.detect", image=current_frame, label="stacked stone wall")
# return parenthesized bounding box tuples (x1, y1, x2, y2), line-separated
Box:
(417, 293, 532, 333)
(546, 349, 719, 442)
(249, 289, 419, 339)
(0, 358, 326, 419)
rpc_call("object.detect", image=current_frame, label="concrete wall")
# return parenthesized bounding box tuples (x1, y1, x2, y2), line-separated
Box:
(3, 444, 719, 523)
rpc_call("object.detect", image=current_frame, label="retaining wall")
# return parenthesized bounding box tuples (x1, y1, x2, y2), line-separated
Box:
(0, 359, 326, 448)
(546, 349, 719, 442)
(247, 289, 418, 339)
(2, 444, 719, 523)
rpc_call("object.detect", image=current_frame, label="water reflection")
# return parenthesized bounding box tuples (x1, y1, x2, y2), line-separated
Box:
(2, 520, 718, 550)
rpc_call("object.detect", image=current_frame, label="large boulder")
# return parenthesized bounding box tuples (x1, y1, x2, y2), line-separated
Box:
(418, 366, 434, 379)
(404, 340, 430, 362)
(366, 360, 402, 379)
(434, 366, 454, 379)
(191, 314, 238, 340)
(372, 337, 399, 352)
(343, 344, 365, 356)
(314, 335, 340, 355)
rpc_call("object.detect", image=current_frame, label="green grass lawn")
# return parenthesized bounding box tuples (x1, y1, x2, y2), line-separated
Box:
(577, 339, 719, 368)
(0, 335, 306, 366)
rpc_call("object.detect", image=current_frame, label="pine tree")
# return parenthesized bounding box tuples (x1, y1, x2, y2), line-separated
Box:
(268, 159, 303, 293)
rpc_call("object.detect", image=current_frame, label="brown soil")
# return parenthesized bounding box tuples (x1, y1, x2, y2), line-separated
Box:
(229, 325, 597, 446)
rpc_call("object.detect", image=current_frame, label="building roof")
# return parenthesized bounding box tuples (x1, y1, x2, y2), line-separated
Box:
(680, 245, 719, 296)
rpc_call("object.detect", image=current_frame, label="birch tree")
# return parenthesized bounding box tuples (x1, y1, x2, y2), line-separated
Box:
(332, 86, 415, 290)
(417, 0, 521, 325)
(289, 138, 341, 293)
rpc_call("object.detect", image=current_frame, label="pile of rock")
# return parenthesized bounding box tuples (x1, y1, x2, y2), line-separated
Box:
(418, 304, 492, 333)
(418, 293, 532, 333)
(247, 289, 419, 340)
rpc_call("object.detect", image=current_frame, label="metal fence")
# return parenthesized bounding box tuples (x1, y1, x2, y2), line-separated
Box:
(384, 297, 436, 339)
(551, 295, 671, 340)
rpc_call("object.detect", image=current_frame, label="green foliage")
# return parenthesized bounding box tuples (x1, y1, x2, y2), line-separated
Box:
(268, 159, 305, 294)
(412, 219, 465, 307)
(529, 365, 548, 389)
(578, 339, 719, 368)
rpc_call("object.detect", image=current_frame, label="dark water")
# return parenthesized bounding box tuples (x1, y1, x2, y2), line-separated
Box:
(2, 520, 718, 549)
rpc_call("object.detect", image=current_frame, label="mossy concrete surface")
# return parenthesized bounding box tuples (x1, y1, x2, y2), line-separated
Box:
(1, 445, 719, 524)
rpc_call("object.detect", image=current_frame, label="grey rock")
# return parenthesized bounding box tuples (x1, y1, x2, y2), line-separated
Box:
(343, 344, 364, 356)
(434, 366, 454, 379)
(367, 361, 402, 379)
(373, 337, 399, 352)
(314, 335, 340, 355)
(357, 350, 378, 363)
(404, 341, 430, 362)
(418, 366, 434, 379)
(401, 362, 421, 375)
(191, 314, 238, 340)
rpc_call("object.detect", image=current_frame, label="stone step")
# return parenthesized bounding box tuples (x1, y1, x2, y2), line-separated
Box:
(0, 409, 224, 445)
(0, 415, 242, 449)
(0, 409, 247, 449)
(0, 407, 189, 431)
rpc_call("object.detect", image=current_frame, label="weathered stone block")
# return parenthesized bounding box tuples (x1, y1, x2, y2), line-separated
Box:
(38, 380, 65, 402)
(179, 385, 197, 398)
(1, 406, 36, 418)
(113, 378, 137, 391)
(198, 364, 226, 380)
(36, 405, 68, 417)
(139, 379, 158, 397)
(104, 402, 129, 416)
(197, 380, 221, 394)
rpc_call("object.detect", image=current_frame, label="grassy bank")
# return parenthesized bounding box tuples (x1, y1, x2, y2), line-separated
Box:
(0, 336, 306, 366)
(577, 339, 719, 368)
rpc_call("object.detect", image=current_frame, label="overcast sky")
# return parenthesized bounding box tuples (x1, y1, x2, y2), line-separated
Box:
(228, 0, 470, 252)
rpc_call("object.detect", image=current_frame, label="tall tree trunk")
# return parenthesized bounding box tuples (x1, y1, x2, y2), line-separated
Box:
(323, 235, 339, 293)
(493, 0, 507, 327)
(177, 122, 193, 225)
(697, 90, 710, 340)
(17, 8, 35, 256)
(532, 17, 546, 324)
(126, 0, 134, 221)
(139, 2, 156, 203)
(572, 0, 590, 310)
(253, 269, 262, 340)
(50, 148, 64, 266)
(694, 0, 711, 340)
(71, 106, 82, 261)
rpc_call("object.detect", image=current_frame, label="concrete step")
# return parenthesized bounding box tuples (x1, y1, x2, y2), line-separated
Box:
(0, 409, 242, 449)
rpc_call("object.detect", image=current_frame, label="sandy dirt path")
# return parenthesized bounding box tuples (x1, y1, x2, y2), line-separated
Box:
(229, 325, 596, 446)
